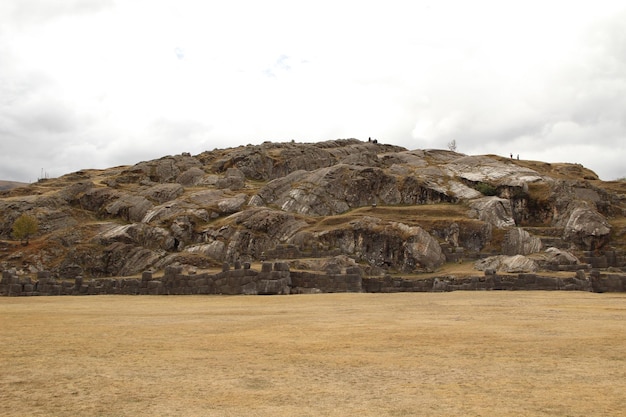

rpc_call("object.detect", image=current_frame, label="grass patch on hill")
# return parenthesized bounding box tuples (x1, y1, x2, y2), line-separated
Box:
(311, 204, 470, 230)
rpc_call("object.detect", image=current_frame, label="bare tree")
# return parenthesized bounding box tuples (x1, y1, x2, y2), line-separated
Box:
(447, 139, 457, 152)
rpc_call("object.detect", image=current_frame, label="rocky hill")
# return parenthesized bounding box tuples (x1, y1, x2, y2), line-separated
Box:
(1, 139, 625, 282)
(0, 180, 27, 191)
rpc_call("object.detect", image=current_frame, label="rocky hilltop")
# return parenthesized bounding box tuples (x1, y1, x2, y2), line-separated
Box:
(1, 139, 625, 286)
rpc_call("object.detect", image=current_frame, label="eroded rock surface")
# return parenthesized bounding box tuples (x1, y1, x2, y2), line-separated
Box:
(0, 139, 623, 278)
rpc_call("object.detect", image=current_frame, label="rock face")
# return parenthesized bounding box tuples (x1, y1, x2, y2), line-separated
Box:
(503, 228, 543, 256)
(561, 203, 611, 250)
(0, 139, 624, 278)
(468, 197, 516, 228)
(314, 217, 446, 272)
(475, 255, 539, 273)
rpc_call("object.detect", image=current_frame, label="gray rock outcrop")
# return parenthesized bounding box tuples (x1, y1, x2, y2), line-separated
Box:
(502, 228, 543, 255)
(475, 255, 539, 273)
(561, 203, 611, 250)
(1, 138, 623, 279)
(468, 197, 516, 228)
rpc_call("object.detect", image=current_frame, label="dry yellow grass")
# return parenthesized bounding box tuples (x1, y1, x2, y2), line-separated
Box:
(1, 293, 625, 417)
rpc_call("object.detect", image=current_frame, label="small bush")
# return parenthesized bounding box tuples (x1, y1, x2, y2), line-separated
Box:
(474, 182, 498, 196)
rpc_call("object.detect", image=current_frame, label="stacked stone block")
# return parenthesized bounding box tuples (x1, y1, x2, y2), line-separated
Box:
(3, 263, 626, 296)
(291, 266, 362, 293)
(362, 272, 596, 293)
(581, 249, 626, 269)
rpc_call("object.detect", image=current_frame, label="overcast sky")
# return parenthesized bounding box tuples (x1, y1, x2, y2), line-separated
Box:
(1, 0, 625, 182)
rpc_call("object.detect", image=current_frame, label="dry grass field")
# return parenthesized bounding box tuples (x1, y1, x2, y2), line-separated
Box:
(1, 292, 625, 417)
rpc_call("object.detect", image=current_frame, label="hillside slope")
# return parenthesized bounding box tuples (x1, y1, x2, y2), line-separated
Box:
(0, 180, 28, 191)
(1, 139, 624, 278)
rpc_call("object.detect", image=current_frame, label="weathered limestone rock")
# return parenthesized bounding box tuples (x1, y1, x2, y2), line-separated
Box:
(102, 243, 166, 276)
(529, 247, 587, 272)
(561, 203, 611, 250)
(176, 167, 205, 186)
(184, 241, 227, 260)
(141, 201, 212, 224)
(543, 247, 580, 265)
(104, 195, 153, 222)
(468, 197, 516, 228)
(78, 187, 121, 212)
(140, 183, 184, 204)
(446, 154, 543, 185)
(216, 177, 245, 190)
(118, 154, 202, 183)
(475, 255, 539, 273)
(251, 164, 401, 215)
(502, 228, 543, 255)
(216, 168, 246, 190)
(170, 216, 194, 246)
(217, 194, 247, 214)
(228, 207, 308, 241)
(319, 217, 445, 272)
(96, 223, 176, 251)
(187, 189, 225, 206)
(447, 181, 483, 200)
(1, 139, 623, 280)
(54, 181, 94, 202)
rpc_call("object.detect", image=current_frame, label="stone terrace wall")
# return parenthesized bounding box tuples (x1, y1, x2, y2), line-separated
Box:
(363, 273, 595, 292)
(0, 262, 292, 296)
(2, 264, 626, 296)
(581, 249, 626, 269)
(291, 266, 363, 293)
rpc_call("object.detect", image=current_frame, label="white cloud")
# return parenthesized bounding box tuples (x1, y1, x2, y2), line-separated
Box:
(0, 0, 625, 181)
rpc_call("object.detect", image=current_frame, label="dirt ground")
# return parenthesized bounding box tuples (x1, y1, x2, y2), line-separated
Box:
(1, 292, 625, 417)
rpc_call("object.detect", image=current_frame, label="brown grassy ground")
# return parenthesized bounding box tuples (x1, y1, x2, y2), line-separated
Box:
(1, 293, 625, 417)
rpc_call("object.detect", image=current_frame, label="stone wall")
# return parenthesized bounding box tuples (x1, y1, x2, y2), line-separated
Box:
(2, 264, 626, 296)
(0, 262, 291, 296)
(362, 273, 598, 292)
(581, 249, 626, 269)
(291, 266, 363, 293)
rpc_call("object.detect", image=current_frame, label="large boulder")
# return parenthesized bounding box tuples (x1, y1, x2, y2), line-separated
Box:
(446, 155, 543, 185)
(468, 197, 516, 228)
(543, 247, 580, 265)
(140, 183, 184, 204)
(117, 154, 202, 183)
(104, 195, 153, 222)
(502, 228, 543, 255)
(318, 217, 446, 272)
(176, 167, 205, 186)
(530, 247, 582, 269)
(95, 222, 176, 251)
(475, 255, 539, 273)
(184, 241, 227, 260)
(250, 163, 466, 216)
(190, 208, 309, 262)
(142, 201, 213, 225)
(102, 243, 166, 276)
(251, 164, 401, 215)
(77, 187, 121, 212)
(561, 203, 611, 250)
(217, 194, 247, 214)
